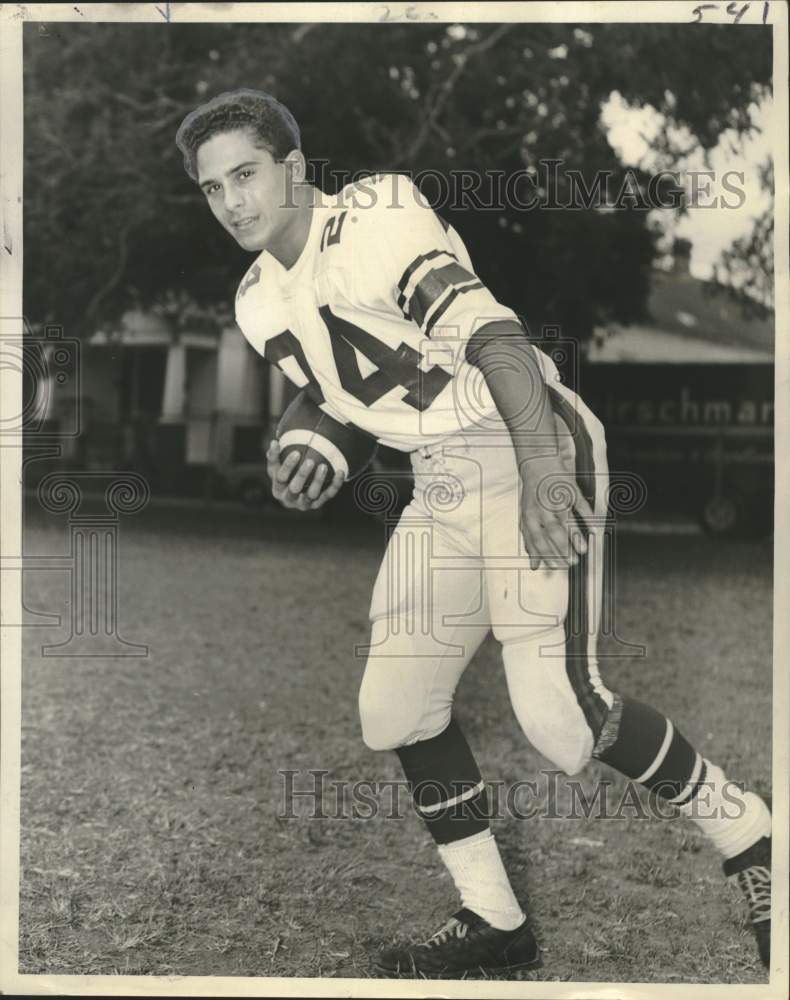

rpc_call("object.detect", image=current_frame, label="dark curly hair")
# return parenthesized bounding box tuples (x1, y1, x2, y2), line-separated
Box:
(175, 89, 301, 181)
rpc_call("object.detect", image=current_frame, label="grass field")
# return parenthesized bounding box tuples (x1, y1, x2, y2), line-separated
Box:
(18, 502, 773, 984)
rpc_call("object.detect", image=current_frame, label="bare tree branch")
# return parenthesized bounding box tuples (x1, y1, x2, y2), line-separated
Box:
(84, 218, 136, 325)
(456, 124, 527, 154)
(397, 24, 514, 166)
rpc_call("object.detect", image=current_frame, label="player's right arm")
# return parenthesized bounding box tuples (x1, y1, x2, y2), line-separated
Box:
(235, 261, 343, 512)
(265, 440, 344, 511)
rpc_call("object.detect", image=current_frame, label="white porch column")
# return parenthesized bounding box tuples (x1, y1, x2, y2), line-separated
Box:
(214, 326, 266, 464)
(160, 341, 186, 422)
(216, 326, 262, 416)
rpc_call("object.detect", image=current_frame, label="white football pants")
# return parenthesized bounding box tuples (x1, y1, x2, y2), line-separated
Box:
(358, 399, 614, 776)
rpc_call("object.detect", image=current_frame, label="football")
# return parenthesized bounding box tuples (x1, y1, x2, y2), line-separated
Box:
(276, 390, 378, 491)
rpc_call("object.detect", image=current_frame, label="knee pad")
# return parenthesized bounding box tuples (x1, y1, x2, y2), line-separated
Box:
(357, 620, 454, 752)
(358, 663, 444, 751)
(501, 628, 595, 776)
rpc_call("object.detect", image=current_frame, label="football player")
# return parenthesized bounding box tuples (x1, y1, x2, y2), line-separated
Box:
(176, 90, 773, 978)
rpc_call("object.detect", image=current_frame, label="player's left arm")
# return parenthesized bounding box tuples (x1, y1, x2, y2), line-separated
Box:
(346, 174, 591, 559)
(466, 321, 594, 570)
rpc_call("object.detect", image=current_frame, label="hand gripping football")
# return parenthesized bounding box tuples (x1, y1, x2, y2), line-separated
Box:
(276, 390, 378, 490)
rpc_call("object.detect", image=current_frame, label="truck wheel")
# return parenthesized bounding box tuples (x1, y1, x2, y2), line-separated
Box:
(700, 494, 740, 536)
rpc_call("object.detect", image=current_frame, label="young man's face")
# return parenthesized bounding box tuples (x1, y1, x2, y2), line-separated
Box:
(195, 128, 298, 252)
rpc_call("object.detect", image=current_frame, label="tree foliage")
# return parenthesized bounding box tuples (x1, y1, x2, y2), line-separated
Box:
(23, 21, 772, 339)
(711, 158, 774, 316)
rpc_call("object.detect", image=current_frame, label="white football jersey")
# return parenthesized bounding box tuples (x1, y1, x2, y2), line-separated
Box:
(235, 173, 559, 451)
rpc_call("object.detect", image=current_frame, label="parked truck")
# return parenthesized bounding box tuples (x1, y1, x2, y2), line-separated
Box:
(579, 362, 774, 537)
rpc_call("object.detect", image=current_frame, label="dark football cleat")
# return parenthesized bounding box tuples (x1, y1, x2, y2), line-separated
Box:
(374, 907, 541, 979)
(724, 835, 771, 969)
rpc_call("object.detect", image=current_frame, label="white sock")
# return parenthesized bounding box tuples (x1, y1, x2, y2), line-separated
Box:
(679, 759, 772, 859)
(437, 830, 525, 931)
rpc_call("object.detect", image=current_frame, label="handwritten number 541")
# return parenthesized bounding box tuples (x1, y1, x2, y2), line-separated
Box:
(691, 2, 770, 21)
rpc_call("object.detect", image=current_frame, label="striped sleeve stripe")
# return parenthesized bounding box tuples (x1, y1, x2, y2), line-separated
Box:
(396, 249, 455, 314)
(409, 261, 480, 327)
(423, 280, 484, 334)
